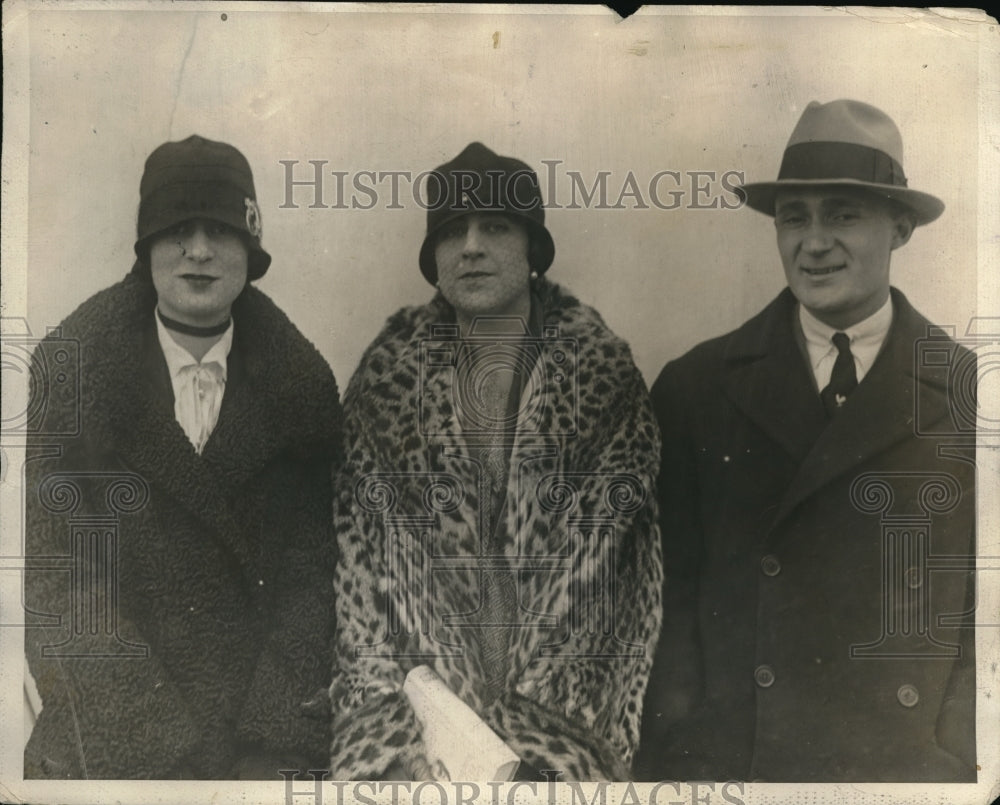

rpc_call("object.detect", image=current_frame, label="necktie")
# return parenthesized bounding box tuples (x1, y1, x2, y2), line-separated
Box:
(176, 361, 225, 453)
(820, 332, 857, 416)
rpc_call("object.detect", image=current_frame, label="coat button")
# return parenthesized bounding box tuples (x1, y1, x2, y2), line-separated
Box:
(760, 554, 781, 577)
(897, 684, 919, 708)
(754, 664, 775, 688)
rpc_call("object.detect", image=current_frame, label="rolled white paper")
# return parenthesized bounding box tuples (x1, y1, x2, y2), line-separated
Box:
(403, 664, 520, 781)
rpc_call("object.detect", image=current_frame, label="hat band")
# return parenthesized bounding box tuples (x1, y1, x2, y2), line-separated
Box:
(778, 141, 908, 187)
(137, 182, 255, 242)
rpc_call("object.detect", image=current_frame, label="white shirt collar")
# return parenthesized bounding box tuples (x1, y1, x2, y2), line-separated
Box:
(799, 294, 893, 385)
(155, 311, 233, 378)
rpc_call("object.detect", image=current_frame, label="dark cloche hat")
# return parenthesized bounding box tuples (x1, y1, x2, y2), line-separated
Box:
(134, 134, 271, 280)
(737, 99, 944, 226)
(418, 142, 555, 284)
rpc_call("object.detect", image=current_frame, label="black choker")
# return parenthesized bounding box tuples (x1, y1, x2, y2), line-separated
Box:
(157, 308, 231, 338)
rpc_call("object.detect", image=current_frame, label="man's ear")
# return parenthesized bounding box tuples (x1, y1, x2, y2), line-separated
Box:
(891, 212, 915, 250)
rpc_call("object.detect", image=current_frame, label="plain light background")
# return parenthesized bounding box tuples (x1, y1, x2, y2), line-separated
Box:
(21, 5, 981, 387)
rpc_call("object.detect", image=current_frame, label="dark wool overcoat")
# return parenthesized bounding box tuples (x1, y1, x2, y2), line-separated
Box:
(23, 271, 342, 779)
(635, 287, 976, 783)
(329, 279, 663, 781)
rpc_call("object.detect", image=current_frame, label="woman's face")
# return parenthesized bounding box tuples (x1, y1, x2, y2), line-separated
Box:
(149, 218, 248, 326)
(434, 213, 532, 324)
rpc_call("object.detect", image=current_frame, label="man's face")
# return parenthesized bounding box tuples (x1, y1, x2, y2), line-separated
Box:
(774, 188, 913, 329)
(434, 213, 532, 323)
(149, 218, 249, 326)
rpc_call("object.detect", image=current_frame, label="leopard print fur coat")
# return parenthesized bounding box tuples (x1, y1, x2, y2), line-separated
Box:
(330, 278, 662, 781)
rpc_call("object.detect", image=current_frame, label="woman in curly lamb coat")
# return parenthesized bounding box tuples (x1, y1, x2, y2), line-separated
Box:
(24, 135, 341, 779)
(330, 142, 662, 781)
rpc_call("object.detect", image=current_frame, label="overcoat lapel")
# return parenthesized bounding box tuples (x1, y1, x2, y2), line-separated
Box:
(721, 289, 827, 464)
(105, 317, 258, 572)
(407, 324, 484, 542)
(392, 294, 583, 625)
(770, 288, 953, 531)
(201, 329, 279, 491)
(86, 278, 338, 580)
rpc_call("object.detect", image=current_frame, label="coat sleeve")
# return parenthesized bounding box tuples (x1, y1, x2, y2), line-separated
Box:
(326, 345, 430, 781)
(632, 358, 705, 781)
(327, 459, 429, 779)
(934, 560, 977, 771)
(234, 455, 339, 766)
(22, 356, 203, 779)
(500, 350, 663, 779)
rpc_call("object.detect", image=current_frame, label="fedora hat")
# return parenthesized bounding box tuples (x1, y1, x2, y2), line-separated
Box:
(737, 99, 944, 226)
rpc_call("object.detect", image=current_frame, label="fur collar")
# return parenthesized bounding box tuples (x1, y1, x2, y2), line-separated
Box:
(58, 272, 341, 458)
(346, 278, 618, 396)
(45, 272, 342, 552)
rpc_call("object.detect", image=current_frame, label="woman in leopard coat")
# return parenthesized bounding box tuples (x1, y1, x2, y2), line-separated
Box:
(329, 143, 662, 781)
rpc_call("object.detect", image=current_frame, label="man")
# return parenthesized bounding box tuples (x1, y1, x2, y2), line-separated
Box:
(635, 100, 976, 782)
(24, 135, 342, 778)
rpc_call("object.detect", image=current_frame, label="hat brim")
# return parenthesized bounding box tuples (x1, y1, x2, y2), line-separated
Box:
(134, 210, 271, 281)
(736, 179, 944, 226)
(418, 210, 555, 285)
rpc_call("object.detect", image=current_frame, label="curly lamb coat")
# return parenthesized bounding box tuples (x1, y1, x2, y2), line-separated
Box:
(24, 270, 342, 779)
